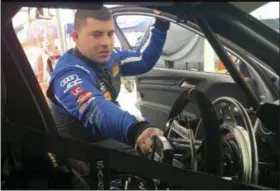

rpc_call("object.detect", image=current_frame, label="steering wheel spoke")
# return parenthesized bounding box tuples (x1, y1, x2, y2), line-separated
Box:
(166, 119, 198, 170)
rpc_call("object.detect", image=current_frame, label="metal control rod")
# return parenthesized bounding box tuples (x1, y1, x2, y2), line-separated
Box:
(190, 7, 260, 110)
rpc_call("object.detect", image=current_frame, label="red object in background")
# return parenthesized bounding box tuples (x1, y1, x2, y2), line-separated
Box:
(13, 8, 63, 105)
(39, 82, 50, 105)
(217, 59, 226, 71)
(24, 19, 61, 105)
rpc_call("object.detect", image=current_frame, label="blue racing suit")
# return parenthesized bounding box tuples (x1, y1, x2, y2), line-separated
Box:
(47, 19, 169, 147)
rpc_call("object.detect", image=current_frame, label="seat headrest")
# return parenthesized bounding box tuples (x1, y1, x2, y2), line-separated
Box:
(161, 23, 203, 63)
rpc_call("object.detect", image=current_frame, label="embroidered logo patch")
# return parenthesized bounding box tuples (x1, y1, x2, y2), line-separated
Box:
(79, 103, 87, 113)
(61, 74, 83, 94)
(103, 91, 112, 101)
(111, 63, 119, 77)
(72, 86, 83, 97)
(78, 97, 95, 113)
(77, 92, 93, 105)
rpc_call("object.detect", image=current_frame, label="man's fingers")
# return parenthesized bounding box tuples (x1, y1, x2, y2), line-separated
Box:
(148, 128, 164, 137)
(136, 136, 153, 154)
(135, 128, 164, 154)
(140, 143, 150, 154)
(153, 9, 162, 15)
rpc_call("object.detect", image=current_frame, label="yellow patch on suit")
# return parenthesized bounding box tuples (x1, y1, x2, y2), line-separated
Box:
(111, 63, 120, 77)
(136, 115, 145, 122)
(103, 90, 112, 101)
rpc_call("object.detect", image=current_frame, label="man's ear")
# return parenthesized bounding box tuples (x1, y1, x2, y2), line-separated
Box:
(72, 31, 79, 44)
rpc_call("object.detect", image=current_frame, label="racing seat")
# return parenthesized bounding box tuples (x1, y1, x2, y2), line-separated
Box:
(159, 23, 205, 70)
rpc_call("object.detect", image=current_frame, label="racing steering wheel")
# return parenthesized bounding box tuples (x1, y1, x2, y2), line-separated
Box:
(165, 88, 223, 176)
(162, 88, 258, 185)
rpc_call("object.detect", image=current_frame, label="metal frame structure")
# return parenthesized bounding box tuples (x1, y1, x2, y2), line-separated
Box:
(2, 124, 269, 190)
(2, 2, 279, 190)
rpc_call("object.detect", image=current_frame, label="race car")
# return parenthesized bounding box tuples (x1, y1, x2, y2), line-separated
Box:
(2, 2, 279, 190)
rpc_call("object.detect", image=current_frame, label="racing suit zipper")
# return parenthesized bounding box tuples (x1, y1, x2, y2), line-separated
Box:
(71, 47, 119, 104)
(96, 70, 119, 105)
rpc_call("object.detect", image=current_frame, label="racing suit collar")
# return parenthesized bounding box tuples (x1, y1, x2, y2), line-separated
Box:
(72, 47, 106, 71)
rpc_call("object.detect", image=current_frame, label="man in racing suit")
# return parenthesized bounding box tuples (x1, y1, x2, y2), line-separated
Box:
(47, 7, 170, 156)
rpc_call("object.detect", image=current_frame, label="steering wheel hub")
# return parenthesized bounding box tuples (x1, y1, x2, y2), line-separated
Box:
(222, 137, 243, 181)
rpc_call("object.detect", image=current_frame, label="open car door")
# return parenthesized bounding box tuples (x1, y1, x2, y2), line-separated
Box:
(110, 6, 262, 129)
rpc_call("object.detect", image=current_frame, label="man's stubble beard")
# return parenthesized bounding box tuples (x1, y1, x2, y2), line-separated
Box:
(93, 51, 113, 65)
(77, 46, 112, 65)
(92, 55, 111, 65)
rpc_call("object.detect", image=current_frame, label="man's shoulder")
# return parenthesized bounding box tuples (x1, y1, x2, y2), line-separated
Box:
(108, 48, 136, 65)
(107, 50, 122, 68)
(50, 51, 97, 84)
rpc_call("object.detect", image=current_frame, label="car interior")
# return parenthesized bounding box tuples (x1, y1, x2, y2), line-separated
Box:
(2, 2, 279, 190)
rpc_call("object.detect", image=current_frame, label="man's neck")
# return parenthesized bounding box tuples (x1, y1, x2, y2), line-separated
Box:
(72, 47, 107, 71)
(72, 47, 95, 65)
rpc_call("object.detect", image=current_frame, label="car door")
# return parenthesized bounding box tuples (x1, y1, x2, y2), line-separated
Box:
(110, 6, 275, 129)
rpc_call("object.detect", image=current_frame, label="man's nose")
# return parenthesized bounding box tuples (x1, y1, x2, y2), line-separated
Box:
(100, 35, 111, 46)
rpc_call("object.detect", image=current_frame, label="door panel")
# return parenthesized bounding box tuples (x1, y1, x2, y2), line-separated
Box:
(110, 7, 260, 129)
(137, 68, 249, 129)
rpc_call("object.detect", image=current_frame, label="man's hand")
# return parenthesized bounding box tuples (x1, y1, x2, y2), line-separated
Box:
(135, 127, 164, 154)
(153, 9, 162, 15)
(152, 9, 170, 32)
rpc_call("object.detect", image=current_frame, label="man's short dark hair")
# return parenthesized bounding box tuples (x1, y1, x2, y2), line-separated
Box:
(74, 7, 112, 31)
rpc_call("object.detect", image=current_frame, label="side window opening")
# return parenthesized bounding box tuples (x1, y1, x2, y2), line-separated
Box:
(115, 14, 250, 79)
(159, 22, 249, 77)
(251, 2, 279, 33)
(115, 15, 155, 50)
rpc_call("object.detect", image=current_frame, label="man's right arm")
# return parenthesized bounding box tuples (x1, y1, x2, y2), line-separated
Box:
(52, 68, 152, 146)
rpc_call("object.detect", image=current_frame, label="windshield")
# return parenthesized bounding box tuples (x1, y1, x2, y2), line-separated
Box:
(250, 2, 279, 33)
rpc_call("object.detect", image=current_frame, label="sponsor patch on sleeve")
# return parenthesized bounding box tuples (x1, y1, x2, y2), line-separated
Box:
(77, 92, 93, 105)
(72, 85, 84, 97)
(61, 74, 83, 94)
(78, 97, 95, 113)
(79, 103, 87, 113)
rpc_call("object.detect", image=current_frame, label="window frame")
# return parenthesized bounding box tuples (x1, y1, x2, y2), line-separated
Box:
(114, 15, 155, 50)
(113, 12, 253, 77)
(111, 11, 279, 101)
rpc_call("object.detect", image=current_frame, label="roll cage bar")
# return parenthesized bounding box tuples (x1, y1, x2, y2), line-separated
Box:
(2, 2, 277, 190)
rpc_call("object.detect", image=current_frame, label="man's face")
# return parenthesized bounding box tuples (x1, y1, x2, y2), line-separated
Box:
(73, 17, 114, 64)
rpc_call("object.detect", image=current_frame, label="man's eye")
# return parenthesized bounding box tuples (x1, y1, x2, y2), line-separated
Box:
(108, 32, 114, 37)
(92, 33, 102, 38)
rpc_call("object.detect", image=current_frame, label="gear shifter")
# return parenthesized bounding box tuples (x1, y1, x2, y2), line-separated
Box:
(151, 135, 174, 164)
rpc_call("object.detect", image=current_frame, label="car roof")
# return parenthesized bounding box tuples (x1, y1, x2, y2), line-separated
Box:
(105, 2, 267, 14)
(229, 2, 268, 13)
